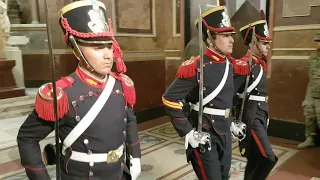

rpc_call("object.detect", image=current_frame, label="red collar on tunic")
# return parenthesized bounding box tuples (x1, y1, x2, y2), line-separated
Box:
(244, 51, 267, 71)
(76, 65, 106, 88)
(245, 51, 269, 62)
(245, 51, 261, 63)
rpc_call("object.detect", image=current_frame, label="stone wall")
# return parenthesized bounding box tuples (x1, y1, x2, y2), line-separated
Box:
(10, 0, 185, 114)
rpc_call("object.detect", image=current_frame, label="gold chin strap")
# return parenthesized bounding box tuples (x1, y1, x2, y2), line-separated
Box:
(250, 34, 264, 59)
(254, 40, 265, 59)
(69, 35, 95, 72)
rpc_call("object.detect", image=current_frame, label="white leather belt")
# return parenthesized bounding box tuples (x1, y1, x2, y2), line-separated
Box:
(238, 94, 268, 103)
(249, 95, 268, 102)
(191, 104, 231, 118)
(63, 144, 124, 163)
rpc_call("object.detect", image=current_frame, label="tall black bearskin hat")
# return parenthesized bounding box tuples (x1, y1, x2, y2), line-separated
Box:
(59, 0, 126, 73)
(239, 10, 272, 45)
(194, 0, 235, 36)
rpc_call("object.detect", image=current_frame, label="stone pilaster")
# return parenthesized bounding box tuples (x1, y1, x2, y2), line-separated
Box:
(30, 0, 39, 24)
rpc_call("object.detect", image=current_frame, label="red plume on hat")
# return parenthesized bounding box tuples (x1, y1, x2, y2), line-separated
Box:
(107, 18, 127, 74)
(219, 0, 226, 6)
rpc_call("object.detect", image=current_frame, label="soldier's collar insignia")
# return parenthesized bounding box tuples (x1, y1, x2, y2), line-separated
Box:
(212, 55, 220, 61)
(86, 78, 98, 86)
(206, 48, 225, 62)
(77, 66, 105, 86)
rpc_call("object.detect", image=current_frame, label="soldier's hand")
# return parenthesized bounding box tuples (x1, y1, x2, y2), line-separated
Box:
(130, 156, 141, 180)
(185, 129, 210, 149)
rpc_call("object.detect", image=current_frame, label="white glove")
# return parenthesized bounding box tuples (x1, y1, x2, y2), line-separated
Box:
(185, 129, 210, 149)
(130, 155, 141, 180)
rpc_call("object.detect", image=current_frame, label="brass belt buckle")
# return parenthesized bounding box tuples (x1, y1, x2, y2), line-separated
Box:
(225, 109, 230, 118)
(107, 150, 119, 163)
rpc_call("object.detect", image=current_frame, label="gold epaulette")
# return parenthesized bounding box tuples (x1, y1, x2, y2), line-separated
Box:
(35, 76, 74, 121)
(110, 72, 136, 107)
(176, 56, 200, 78)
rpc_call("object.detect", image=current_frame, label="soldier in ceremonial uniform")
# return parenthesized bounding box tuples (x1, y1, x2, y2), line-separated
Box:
(16, 1, 141, 180)
(297, 32, 320, 149)
(162, 3, 248, 180)
(233, 11, 277, 180)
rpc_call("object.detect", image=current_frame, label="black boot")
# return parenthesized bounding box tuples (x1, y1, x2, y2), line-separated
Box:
(247, 156, 278, 180)
(244, 159, 257, 180)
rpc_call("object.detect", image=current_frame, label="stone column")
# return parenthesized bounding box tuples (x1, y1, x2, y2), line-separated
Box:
(0, 30, 4, 58)
(0, 29, 25, 98)
(30, 0, 39, 24)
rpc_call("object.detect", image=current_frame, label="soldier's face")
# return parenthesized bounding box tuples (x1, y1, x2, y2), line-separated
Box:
(214, 34, 234, 55)
(256, 41, 270, 56)
(78, 43, 114, 76)
(317, 41, 320, 50)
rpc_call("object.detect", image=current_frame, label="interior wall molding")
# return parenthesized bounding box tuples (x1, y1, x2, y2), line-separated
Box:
(271, 55, 309, 60)
(273, 48, 316, 51)
(172, 0, 181, 37)
(273, 24, 320, 31)
(165, 57, 181, 60)
(282, 0, 320, 17)
(111, 0, 156, 37)
(10, 24, 47, 32)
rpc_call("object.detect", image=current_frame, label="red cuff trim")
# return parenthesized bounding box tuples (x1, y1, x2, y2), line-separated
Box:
(128, 139, 140, 146)
(24, 166, 46, 171)
(173, 118, 188, 121)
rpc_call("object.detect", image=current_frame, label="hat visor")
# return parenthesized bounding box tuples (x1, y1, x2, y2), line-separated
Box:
(76, 37, 113, 45)
(256, 36, 272, 43)
(259, 39, 272, 43)
(211, 27, 236, 34)
(217, 31, 236, 35)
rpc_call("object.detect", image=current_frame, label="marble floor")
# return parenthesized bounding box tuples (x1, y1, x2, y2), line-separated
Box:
(0, 115, 319, 180)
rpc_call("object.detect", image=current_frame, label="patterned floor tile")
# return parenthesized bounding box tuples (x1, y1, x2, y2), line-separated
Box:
(139, 133, 167, 150)
(146, 123, 180, 139)
(0, 121, 298, 180)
